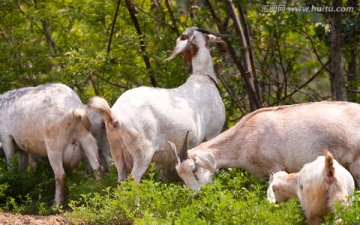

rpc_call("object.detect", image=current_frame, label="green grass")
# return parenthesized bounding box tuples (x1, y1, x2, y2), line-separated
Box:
(0, 158, 359, 224)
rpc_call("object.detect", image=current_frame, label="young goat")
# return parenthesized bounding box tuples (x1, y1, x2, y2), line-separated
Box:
(267, 149, 354, 225)
(169, 101, 360, 190)
(88, 27, 227, 183)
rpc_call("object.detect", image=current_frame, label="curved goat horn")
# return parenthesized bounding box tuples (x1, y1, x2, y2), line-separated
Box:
(179, 131, 189, 162)
(196, 28, 228, 38)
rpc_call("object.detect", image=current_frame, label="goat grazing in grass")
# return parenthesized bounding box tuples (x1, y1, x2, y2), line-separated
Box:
(88, 27, 227, 183)
(4, 107, 110, 174)
(170, 101, 360, 190)
(0, 83, 103, 206)
(267, 149, 354, 225)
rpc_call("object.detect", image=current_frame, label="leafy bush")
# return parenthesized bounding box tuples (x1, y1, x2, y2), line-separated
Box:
(66, 167, 306, 224)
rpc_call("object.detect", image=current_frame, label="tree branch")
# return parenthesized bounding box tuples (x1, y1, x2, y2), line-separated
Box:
(125, 0, 157, 87)
(273, 59, 331, 105)
(17, 2, 62, 56)
(302, 29, 332, 75)
(273, 24, 287, 97)
(202, 0, 262, 110)
(93, 73, 128, 90)
(216, 73, 245, 114)
(164, 0, 180, 35)
(135, 3, 177, 33)
(107, 0, 121, 53)
(227, 0, 262, 110)
(236, 3, 261, 102)
(89, 72, 99, 96)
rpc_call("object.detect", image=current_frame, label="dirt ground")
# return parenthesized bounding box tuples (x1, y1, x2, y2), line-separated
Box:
(0, 212, 71, 225)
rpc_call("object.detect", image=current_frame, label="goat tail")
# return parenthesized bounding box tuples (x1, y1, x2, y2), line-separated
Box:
(87, 96, 119, 129)
(324, 148, 335, 184)
(73, 108, 92, 132)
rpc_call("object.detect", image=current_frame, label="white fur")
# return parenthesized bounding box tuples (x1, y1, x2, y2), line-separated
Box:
(0, 83, 102, 206)
(88, 27, 226, 183)
(172, 101, 360, 190)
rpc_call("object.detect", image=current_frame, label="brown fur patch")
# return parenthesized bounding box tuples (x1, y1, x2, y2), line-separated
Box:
(180, 44, 199, 63)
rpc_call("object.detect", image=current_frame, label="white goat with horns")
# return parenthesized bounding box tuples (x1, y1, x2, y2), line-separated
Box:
(88, 27, 227, 183)
(169, 101, 360, 190)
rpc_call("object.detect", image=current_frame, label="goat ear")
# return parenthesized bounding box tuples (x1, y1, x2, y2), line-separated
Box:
(269, 171, 274, 183)
(168, 141, 180, 164)
(206, 34, 228, 52)
(267, 184, 277, 204)
(166, 31, 195, 61)
(324, 148, 335, 184)
(192, 152, 217, 174)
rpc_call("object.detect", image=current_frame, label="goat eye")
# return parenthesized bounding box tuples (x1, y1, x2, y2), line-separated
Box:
(192, 166, 197, 173)
(180, 34, 188, 40)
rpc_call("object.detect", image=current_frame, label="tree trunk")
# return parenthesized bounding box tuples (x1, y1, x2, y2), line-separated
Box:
(227, 1, 262, 110)
(347, 45, 359, 101)
(330, 0, 347, 101)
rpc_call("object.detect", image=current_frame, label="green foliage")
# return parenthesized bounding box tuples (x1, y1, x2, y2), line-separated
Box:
(2, 0, 356, 118)
(66, 168, 307, 225)
(0, 158, 359, 224)
(0, 157, 55, 214)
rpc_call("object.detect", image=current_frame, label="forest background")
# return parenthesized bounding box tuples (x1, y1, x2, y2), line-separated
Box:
(1, 0, 358, 125)
(0, 0, 359, 224)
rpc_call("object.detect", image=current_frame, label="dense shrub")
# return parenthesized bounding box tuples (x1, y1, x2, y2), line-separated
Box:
(67, 167, 307, 224)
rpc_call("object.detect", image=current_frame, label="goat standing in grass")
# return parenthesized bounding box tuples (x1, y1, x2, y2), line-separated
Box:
(88, 27, 227, 183)
(0, 83, 103, 206)
(267, 149, 354, 225)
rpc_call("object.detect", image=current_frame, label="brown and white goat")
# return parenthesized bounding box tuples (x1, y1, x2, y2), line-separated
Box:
(170, 101, 360, 190)
(267, 150, 354, 225)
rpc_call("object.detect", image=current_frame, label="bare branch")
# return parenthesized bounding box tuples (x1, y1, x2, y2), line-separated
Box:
(125, 0, 157, 87)
(16, 1, 62, 55)
(273, 24, 287, 97)
(134, 2, 178, 33)
(202, 0, 262, 110)
(93, 73, 129, 90)
(302, 29, 332, 75)
(216, 73, 245, 114)
(88, 73, 99, 96)
(272, 59, 331, 105)
(107, 0, 121, 53)
(227, 0, 262, 110)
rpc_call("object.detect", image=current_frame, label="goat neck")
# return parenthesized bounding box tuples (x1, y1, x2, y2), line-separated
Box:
(188, 122, 245, 168)
(190, 46, 218, 85)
